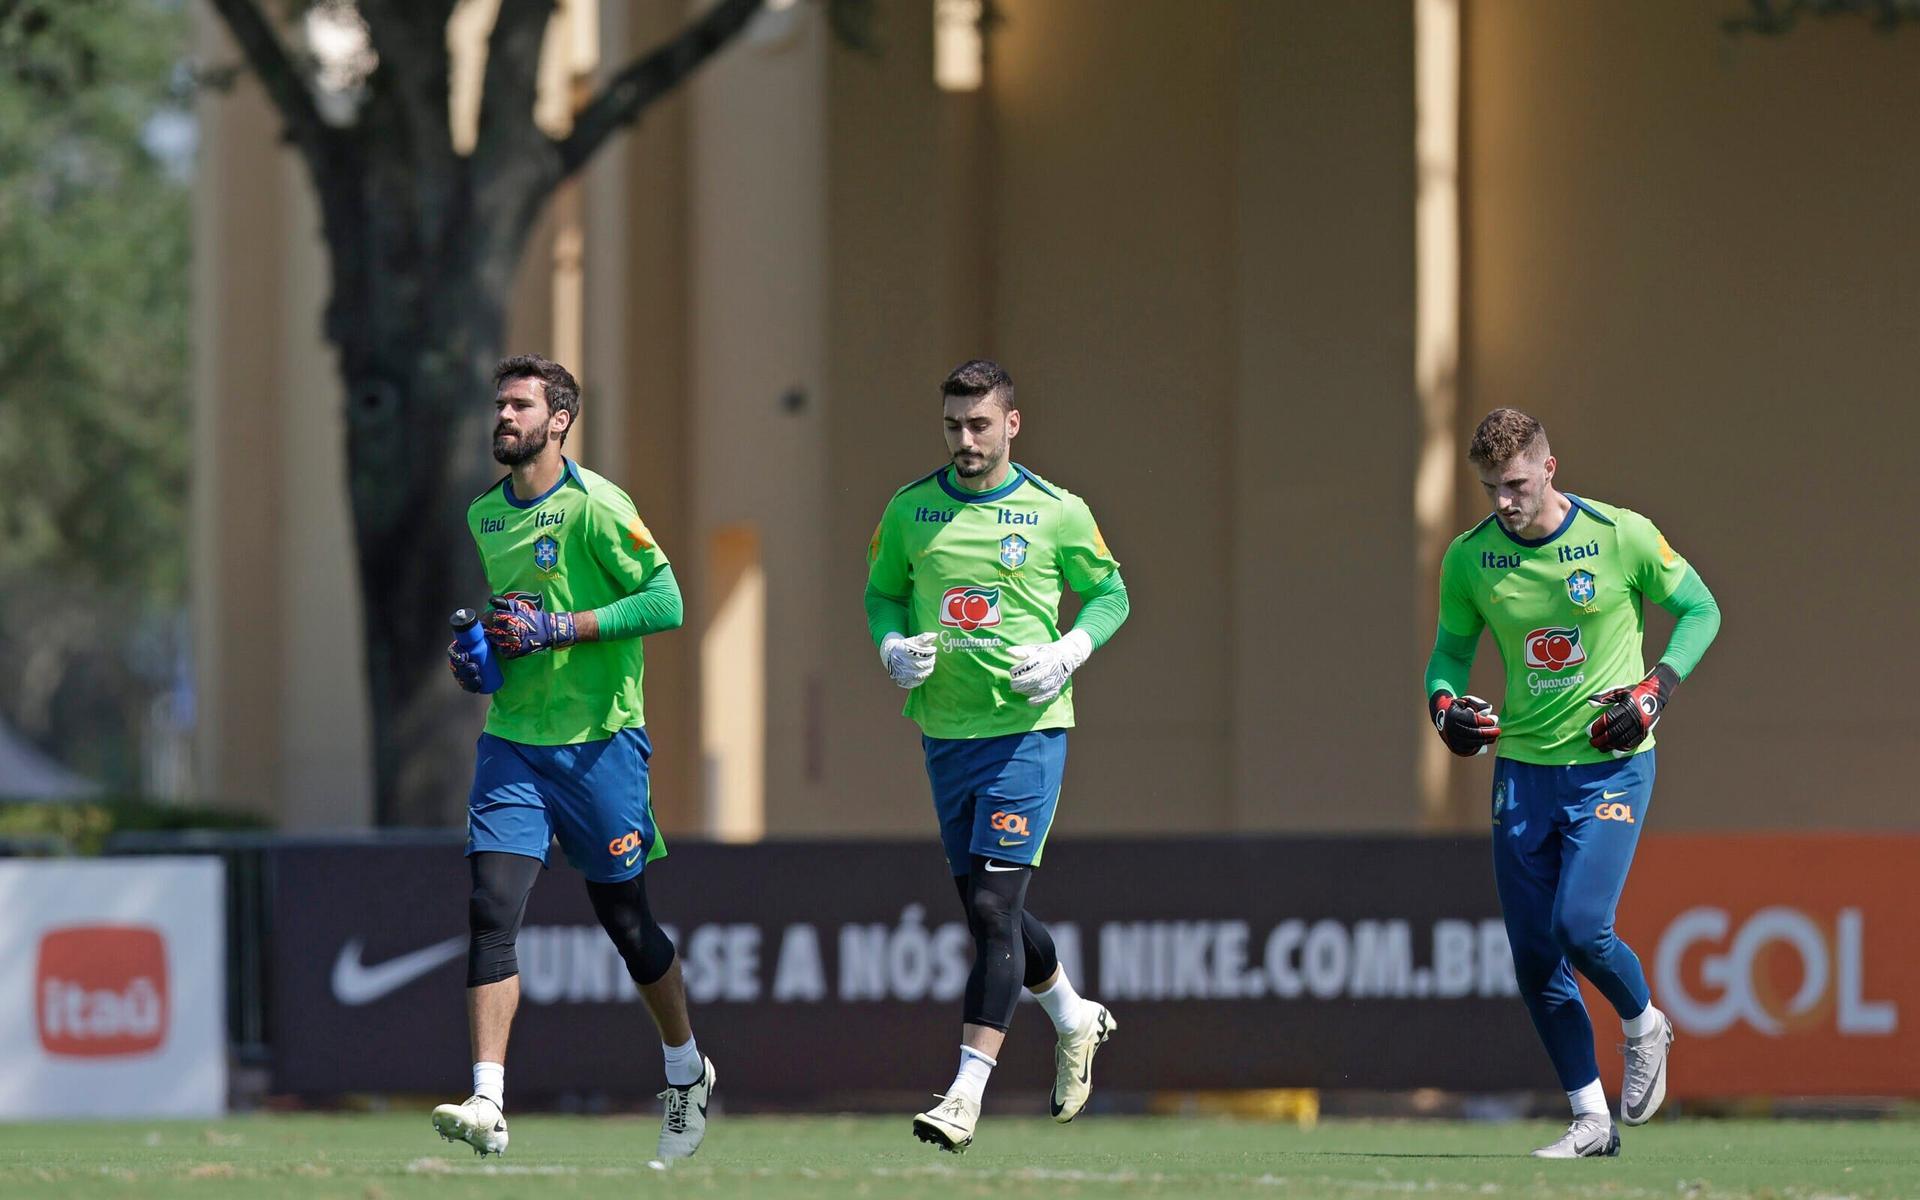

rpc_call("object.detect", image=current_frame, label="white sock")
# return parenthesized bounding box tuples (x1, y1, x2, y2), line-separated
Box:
(1031, 971, 1092, 1034)
(472, 1061, 504, 1109)
(947, 1045, 996, 1106)
(1622, 1003, 1662, 1040)
(663, 1036, 703, 1087)
(1567, 1079, 1608, 1118)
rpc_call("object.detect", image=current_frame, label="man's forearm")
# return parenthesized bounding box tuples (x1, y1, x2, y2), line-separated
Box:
(1655, 569, 1720, 680)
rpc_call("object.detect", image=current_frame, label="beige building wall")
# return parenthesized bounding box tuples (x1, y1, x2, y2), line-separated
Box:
(193, 0, 1916, 836)
(815, 1, 1420, 836)
(193, 10, 375, 828)
(1463, 0, 1920, 828)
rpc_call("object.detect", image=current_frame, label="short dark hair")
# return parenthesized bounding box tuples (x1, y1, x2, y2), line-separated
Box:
(493, 353, 581, 440)
(1468, 407, 1548, 469)
(940, 358, 1014, 411)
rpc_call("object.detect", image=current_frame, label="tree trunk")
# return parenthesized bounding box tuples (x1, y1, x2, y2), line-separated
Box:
(339, 262, 513, 826)
(203, 0, 767, 825)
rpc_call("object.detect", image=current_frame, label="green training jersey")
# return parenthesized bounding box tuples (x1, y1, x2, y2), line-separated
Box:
(1437, 495, 1693, 766)
(467, 458, 669, 746)
(867, 464, 1119, 740)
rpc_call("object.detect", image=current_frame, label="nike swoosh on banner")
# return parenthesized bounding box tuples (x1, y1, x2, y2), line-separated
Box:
(1602, 790, 1628, 800)
(332, 935, 468, 1006)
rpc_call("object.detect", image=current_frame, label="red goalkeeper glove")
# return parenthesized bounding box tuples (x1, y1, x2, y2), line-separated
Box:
(1586, 664, 1680, 754)
(1431, 691, 1500, 757)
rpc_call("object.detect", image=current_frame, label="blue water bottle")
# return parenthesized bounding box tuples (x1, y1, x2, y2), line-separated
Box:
(450, 608, 505, 694)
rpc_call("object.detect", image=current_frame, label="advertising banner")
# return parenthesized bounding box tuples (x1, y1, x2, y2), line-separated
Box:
(1592, 834, 1916, 1099)
(0, 858, 227, 1118)
(267, 835, 1920, 1101)
(269, 838, 1532, 1099)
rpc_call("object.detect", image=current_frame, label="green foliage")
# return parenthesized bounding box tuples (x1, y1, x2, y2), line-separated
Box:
(0, 797, 266, 856)
(0, 0, 191, 604)
(0, 0, 192, 796)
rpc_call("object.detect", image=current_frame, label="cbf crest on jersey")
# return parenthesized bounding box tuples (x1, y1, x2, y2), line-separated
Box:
(1566, 569, 1596, 607)
(999, 533, 1029, 569)
(534, 535, 560, 574)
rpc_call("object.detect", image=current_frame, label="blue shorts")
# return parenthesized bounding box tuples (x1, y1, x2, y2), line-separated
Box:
(466, 727, 664, 883)
(922, 729, 1067, 872)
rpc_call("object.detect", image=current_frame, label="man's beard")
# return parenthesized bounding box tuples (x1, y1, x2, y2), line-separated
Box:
(953, 449, 999, 478)
(493, 422, 549, 466)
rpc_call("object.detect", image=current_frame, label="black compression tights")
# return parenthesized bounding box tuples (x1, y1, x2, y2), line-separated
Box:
(954, 860, 1059, 1031)
(586, 873, 678, 987)
(467, 852, 542, 987)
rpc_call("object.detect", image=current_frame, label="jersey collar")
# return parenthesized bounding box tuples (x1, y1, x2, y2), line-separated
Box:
(1494, 491, 1583, 548)
(502, 457, 585, 510)
(936, 463, 1029, 505)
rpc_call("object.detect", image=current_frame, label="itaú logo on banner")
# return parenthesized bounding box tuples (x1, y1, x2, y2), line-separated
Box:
(1655, 907, 1897, 1037)
(35, 925, 169, 1057)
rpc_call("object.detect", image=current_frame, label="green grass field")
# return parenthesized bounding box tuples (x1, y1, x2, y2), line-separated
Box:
(2, 1114, 1915, 1200)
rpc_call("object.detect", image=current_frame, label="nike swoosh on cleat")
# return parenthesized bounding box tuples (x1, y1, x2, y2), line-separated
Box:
(332, 935, 467, 1006)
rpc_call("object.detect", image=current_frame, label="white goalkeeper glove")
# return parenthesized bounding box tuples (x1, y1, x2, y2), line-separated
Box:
(880, 631, 938, 689)
(1008, 629, 1094, 705)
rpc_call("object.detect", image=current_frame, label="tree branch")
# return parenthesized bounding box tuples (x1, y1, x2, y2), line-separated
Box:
(357, 0, 458, 158)
(203, 0, 334, 176)
(474, 0, 553, 166)
(554, 0, 763, 179)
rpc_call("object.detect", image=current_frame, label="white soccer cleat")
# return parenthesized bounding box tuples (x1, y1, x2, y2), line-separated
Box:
(1531, 1114, 1620, 1158)
(1620, 1011, 1675, 1126)
(1050, 1003, 1116, 1123)
(912, 1093, 980, 1153)
(655, 1056, 716, 1163)
(431, 1094, 509, 1156)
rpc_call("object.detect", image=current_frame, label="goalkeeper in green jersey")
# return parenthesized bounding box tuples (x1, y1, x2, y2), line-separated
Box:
(1426, 409, 1720, 1159)
(865, 360, 1130, 1153)
(434, 355, 711, 1164)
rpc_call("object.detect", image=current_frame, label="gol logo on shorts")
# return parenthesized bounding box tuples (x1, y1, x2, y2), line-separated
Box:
(608, 830, 644, 856)
(1597, 802, 1636, 823)
(990, 811, 1031, 837)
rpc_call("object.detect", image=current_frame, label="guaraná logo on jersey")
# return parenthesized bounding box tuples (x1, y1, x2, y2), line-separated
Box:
(999, 534, 1029, 569)
(533, 535, 559, 574)
(940, 586, 1002, 632)
(1566, 570, 1596, 606)
(1523, 626, 1587, 673)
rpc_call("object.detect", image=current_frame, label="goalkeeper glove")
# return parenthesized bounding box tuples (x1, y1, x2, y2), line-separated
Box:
(880, 631, 938, 689)
(1008, 629, 1093, 705)
(448, 641, 486, 692)
(484, 592, 578, 659)
(1586, 664, 1679, 754)
(1431, 691, 1500, 757)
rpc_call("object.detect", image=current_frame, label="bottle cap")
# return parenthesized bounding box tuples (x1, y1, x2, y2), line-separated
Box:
(451, 608, 479, 630)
